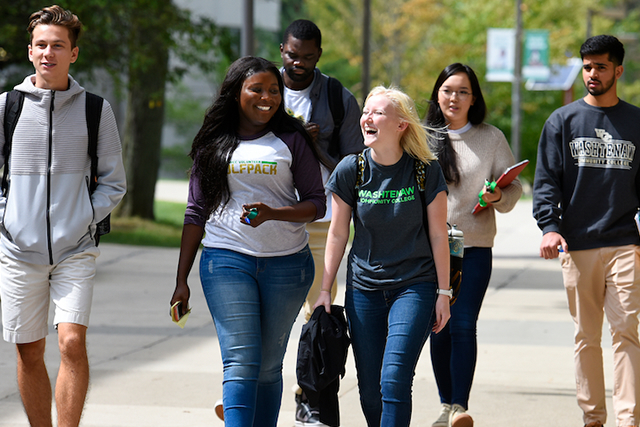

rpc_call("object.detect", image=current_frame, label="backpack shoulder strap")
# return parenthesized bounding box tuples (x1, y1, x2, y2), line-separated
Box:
(2, 90, 25, 196)
(415, 159, 429, 235)
(355, 152, 366, 188)
(326, 76, 345, 159)
(414, 159, 426, 192)
(85, 92, 104, 194)
(352, 151, 366, 217)
(85, 92, 109, 245)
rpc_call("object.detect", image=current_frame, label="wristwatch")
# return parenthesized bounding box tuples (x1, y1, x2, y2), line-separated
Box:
(436, 288, 453, 297)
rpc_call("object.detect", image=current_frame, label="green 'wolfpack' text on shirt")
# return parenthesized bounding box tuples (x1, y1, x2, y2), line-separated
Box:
(228, 160, 278, 175)
(358, 185, 416, 204)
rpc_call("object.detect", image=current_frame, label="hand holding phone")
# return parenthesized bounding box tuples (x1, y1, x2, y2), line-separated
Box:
(170, 301, 191, 328)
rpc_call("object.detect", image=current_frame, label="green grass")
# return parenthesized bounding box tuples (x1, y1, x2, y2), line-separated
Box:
(98, 200, 186, 247)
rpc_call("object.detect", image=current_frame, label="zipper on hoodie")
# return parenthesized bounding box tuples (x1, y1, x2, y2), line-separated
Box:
(46, 91, 55, 265)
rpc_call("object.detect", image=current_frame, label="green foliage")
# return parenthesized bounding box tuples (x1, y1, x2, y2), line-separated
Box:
(281, 0, 309, 34)
(166, 88, 207, 133)
(174, 22, 240, 87)
(0, 1, 232, 110)
(304, 0, 640, 182)
(1, 1, 167, 86)
(100, 200, 186, 247)
(156, 199, 188, 226)
(306, 0, 364, 96)
(255, 28, 282, 63)
(0, 1, 58, 88)
(161, 82, 207, 179)
(161, 144, 192, 180)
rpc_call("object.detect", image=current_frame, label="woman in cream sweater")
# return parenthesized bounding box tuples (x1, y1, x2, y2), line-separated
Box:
(425, 63, 523, 427)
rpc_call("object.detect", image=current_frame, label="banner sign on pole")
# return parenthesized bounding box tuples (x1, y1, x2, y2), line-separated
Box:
(522, 29, 550, 81)
(486, 28, 550, 82)
(486, 28, 516, 82)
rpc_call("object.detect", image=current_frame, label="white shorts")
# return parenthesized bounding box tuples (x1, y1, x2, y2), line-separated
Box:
(0, 247, 100, 344)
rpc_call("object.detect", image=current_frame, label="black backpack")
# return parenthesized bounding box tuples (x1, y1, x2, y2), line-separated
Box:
(2, 90, 110, 245)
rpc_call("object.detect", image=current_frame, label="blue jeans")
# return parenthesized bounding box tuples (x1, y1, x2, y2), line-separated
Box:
(199, 246, 313, 427)
(346, 281, 436, 427)
(430, 247, 492, 409)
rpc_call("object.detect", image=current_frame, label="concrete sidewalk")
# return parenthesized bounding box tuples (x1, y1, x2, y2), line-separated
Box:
(0, 189, 620, 426)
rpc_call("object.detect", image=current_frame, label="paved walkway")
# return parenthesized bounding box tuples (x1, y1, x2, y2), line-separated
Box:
(0, 182, 619, 426)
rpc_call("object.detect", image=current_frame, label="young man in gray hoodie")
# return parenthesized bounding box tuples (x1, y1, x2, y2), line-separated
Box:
(0, 6, 126, 426)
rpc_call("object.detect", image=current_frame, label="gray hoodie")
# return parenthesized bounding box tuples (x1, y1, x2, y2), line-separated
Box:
(0, 75, 126, 265)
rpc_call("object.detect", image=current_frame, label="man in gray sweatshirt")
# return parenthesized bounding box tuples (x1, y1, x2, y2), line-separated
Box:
(0, 6, 126, 426)
(533, 35, 640, 427)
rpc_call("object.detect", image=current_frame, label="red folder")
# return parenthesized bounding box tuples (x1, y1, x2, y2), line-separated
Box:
(471, 159, 529, 215)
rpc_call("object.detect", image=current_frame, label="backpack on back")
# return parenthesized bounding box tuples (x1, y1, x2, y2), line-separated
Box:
(2, 90, 110, 245)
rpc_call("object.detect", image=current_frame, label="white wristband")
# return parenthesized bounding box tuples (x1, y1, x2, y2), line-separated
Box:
(436, 288, 453, 298)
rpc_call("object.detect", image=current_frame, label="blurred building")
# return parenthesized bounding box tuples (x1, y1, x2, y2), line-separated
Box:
(177, 0, 280, 31)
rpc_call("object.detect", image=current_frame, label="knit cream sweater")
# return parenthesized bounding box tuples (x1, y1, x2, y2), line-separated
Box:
(444, 123, 523, 248)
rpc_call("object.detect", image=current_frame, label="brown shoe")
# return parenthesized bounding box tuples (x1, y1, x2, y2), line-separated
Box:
(584, 422, 602, 427)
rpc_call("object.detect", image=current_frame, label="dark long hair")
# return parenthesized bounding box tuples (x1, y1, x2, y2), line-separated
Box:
(189, 56, 322, 217)
(425, 63, 486, 185)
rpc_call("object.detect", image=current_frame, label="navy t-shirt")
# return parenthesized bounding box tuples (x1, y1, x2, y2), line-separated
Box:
(327, 148, 448, 291)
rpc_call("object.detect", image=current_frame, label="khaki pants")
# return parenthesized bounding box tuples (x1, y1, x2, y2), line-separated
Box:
(560, 245, 640, 426)
(303, 221, 338, 322)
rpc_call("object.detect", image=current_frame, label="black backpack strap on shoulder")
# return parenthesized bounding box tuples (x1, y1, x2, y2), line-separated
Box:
(326, 76, 345, 159)
(353, 152, 367, 218)
(85, 92, 109, 245)
(355, 152, 366, 188)
(415, 158, 428, 231)
(414, 159, 426, 192)
(2, 90, 25, 197)
(85, 92, 104, 193)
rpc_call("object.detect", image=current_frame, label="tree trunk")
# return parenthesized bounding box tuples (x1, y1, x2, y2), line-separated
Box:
(117, 2, 170, 219)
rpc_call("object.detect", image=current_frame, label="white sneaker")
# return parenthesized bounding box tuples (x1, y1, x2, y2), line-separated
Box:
(449, 404, 473, 427)
(214, 398, 224, 421)
(432, 403, 451, 427)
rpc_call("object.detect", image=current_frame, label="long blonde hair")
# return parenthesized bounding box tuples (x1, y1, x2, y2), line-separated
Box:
(365, 86, 437, 163)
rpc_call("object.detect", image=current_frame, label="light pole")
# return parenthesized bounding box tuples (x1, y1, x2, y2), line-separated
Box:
(242, 0, 254, 57)
(362, 0, 371, 103)
(512, 0, 523, 161)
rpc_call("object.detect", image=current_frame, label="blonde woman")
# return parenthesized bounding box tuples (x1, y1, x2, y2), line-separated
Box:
(315, 86, 451, 426)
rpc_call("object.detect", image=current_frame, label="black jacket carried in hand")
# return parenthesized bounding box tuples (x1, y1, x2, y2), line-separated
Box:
(296, 305, 350, 427)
